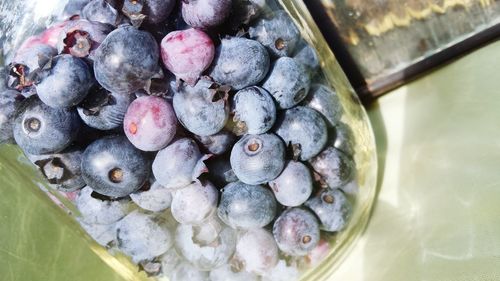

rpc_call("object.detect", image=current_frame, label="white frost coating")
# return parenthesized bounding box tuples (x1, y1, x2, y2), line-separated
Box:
(171, 181, 218, 224)
(115, 211, 173, 263)
(78, 219, 116, 247)
(209, 264, 259, 281)
(175, 222, 236, 270)
(160, 248, 182, 277)
(261, 260, 300, 281)
(234, 228, 278, 274)
(130, 180, 173, 212)
(76, 186, 130, 225)
(170, 262, 209, 281)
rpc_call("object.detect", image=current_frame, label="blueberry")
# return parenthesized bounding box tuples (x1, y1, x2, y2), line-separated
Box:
(161, 28, 215, 85)
(0, 89, 21, 143)
(309, 146, 354, 189)
(209, 37, 270, 90)
(273, 208, 320, 256)
(181, 0, 232, 29)
(160, 248, 182, 277)
(331, 122, 355, 156)
(233, 228, 279, 274)
(35, 54, 94, 108)
(304, 189, 352, 232)
(13, 96, 81, 155)
(170, 262, 208, 281)
(62, 0, 91, 18)
(57, 19, 114, 59)
(205, 156, 238, 188)
(217, 181, 277, 229)
(81, 135, 150, 197)
(26, 147, 86, 191)
(77, 88, 135, 131)
(76, 186, 130, 224)
(274, 106, 328, 161)
(94, 25, 159, 93)
(122, 0, 176, 26)
(174, 221, 236, 270)
(116, 210, 173, 263)
(261, 57, 310, 109)
(194, 130, 236, 156)
(249, 10, 300, 57)
(152, 138, 210, 189)
(269, 161, 312, 207)
(170, 181, 218, 224)
(230, 133, 285, 185)
(293, 42, 319, 73)
(302, 84, 342, 127)
(123, 95, 177, 151)
(8, 43, 57, 90)
(130, 178, 173, 212)
(82, 0, 122, 26)
(78, 219, 117, 247)
(172, 79, 229, 136)
(210, 264, 259, 281)
(231, 86, 276, 135)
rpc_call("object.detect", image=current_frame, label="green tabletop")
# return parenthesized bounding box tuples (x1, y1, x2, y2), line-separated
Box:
(3, 39, 500, 280)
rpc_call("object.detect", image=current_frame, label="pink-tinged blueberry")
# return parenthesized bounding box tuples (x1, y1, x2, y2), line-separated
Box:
(272, 208, 320, 256)
(161, 28, 214, 85)
(124, 95, 177, 151)
(152, 138, 210, 189)
(181, 0, 232, 29)
(269, 161, 312, 207)
(309, 146, 354, 189)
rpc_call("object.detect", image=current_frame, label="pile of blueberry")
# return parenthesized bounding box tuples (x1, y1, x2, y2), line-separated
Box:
(0, 0, 357, 280)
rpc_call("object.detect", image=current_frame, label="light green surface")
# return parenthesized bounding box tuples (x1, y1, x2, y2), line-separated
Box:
(2, 39, 500, 281)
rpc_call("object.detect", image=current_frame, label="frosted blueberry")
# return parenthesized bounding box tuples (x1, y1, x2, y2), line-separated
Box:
(230, 133, 285, 185)
(302, 84, 342, 127)
(249, 10, 300, 57)
(304, 189, 352, 232)
(269, 161, 312, 207)
(309, 146, 354, 189)
(8, 43, 57, 90)
(130, 179, 173, 212)
(121, 0, 176, 25)
(233, 228, 279, 274)
(194, 130, 236, 156)
(274, 106, 328, 161)
(173, 79, 229, 136)
(231, 86, 276, 135)
(261, 57, 310, 109)
(181, 0, 232, 29)
(170, 262, 209, 281)
(209, 37, 270, 90)
(210, 264, 259, 281)
(152, 138, 210, 189)
(170, 181, 218, 224)
(217, 181, 277, 229)
(273, 208, 320, 256)
(160, 248, 182, 277)
(78, 219, 117, 247)
(76, 186, 130, 225)
(115, 211, 173, 263)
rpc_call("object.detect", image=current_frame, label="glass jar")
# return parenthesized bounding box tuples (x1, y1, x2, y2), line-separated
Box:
(0, 0, 377, 280)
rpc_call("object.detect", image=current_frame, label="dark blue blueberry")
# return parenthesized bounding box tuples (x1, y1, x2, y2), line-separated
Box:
(309, 146, 354, 189)
(152, 138, 209, 189)
(269, 161, 312, 207)
(274, 106, 327, 161)
(273, 208, 320, 256)
(94, 25, 159, 93)
(172, 79, 229, 136)
(304, 189, 352, 232)
(209, 37, 270, 90)
(26, 147, 86, 192)
(36, 55, 94, 108)
(230, 133, 285, 185)
(205, 156, 238, 188)
(181, 0, 232, 29)
(249, 10, 300, 57)
(0, 89, 21, 143)
(332, 122, 355, 156)
(58, 20, 114, 59)
(8, 44, 57, 90)
(122, 0, 176, 26)
(231, 86, 276, 135)
(81, 135, 150, 197)
(262, 57, 310, 109)
(302, 84, 342, 127)
(13, 96, 81, 155)
(77, 88, 135, 131)
(217, 181, 277, 229)
(194, 130, 236, 155)
(82, 0, 122, 26)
